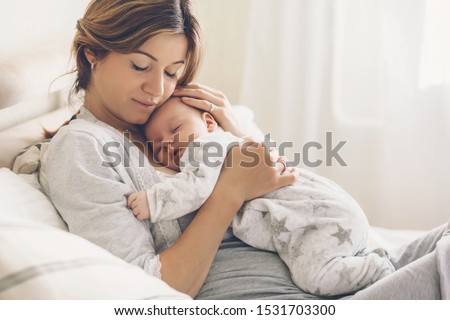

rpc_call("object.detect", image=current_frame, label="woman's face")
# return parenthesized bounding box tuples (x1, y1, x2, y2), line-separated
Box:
(86, 33, 188, 127)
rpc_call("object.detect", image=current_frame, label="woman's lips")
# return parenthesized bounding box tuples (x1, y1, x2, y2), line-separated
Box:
(133, 99, 156, 111)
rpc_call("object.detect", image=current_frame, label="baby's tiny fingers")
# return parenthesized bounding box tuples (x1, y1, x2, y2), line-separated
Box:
(133, 207, 141, 216)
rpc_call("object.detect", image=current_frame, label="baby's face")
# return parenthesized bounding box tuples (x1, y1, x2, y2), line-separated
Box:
(145, 98, 213, 171)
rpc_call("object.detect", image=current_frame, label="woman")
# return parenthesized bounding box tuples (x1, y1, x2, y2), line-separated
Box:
(40, 0, 449, 299)
(39, 0, 299, 299)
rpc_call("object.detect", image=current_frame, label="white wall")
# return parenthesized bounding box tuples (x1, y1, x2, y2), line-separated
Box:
(195, 0, 250, 104)
(0, 1, 90, 127)
(0, 0, 90, 59)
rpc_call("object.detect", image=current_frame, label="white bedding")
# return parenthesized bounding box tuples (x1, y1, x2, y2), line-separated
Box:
(0, 163, 427, 299)
(0, 168, 191, 299)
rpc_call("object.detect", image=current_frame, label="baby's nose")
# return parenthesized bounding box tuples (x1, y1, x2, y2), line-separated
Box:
(162, 141, 175, 156)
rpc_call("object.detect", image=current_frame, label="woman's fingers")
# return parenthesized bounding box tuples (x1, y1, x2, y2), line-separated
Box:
(276, 156, 288, 174)
(175, 83, 225, 98)
(174, 88, 223, 107)
(179, 97, 216, 113)
(277, 168, 299, 187)
(173, 83, 229, 110)
(233, 143, 297, 198)
(174, 83, 247, 138)
(275, 160, 286, 174)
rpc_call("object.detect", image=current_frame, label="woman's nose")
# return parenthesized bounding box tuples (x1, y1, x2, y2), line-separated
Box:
(142, 72, 164, 100)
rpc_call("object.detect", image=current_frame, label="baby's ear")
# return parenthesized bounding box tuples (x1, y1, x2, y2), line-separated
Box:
(202, 112, 218, 133)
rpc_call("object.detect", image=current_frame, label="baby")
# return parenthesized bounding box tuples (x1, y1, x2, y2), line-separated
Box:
(128, 97, 394, 296)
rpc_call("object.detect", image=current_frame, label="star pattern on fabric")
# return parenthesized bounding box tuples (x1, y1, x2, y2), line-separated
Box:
(272, 217, 290, 255)
(275, 238, 289, 254)
(310, 201, 330, 213)
(157, 189, 177, 207)
(331, 225, 353, 246)
(261, 211, 271, 224)
(272, 216, 289, 236)
(289, 236, 305, 263)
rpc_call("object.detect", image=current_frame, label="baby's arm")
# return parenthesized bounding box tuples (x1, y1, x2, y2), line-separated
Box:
(145, 132, 241, 223)
(127, 191, 150, 220)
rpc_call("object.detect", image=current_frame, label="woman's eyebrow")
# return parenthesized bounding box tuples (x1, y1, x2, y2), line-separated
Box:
(134, 50, 185, 65)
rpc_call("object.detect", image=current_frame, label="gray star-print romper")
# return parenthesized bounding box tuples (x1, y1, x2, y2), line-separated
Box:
(145, 131, 394, 296)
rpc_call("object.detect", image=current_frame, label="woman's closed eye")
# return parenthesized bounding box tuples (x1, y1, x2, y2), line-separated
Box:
(131, 58, 179, 78)
(131, 62, 148, 72)
(165, 71, 177, 79)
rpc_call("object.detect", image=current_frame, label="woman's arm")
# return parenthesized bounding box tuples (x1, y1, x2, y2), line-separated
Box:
(44, 127, 295, 298)
(43, 129, 162, 276)
(159, 143, 297, 297)
(172, 83, 248, 138)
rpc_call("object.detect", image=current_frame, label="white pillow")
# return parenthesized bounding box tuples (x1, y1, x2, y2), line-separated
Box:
(0, 168, 67, 230)
(0, 216, 190, 299)
(232, 104, 265, 140)
(0, 107, 73, 169)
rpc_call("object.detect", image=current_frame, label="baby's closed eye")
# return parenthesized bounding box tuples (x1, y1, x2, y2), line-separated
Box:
(171, 124, 182, 133)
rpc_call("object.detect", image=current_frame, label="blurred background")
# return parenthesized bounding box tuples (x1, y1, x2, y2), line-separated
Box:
(1, 0, 449, 229)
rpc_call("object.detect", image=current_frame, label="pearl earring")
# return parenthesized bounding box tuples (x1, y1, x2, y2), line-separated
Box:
(91, 62, 95, 70)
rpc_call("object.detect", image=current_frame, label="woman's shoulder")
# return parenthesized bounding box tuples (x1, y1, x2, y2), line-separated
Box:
(52, 117, 121, 146)
(39, 118, 122, 193)
(44, 118, 124, 167)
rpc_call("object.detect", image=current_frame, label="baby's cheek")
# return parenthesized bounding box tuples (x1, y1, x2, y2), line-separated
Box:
(159, 151, 171, 167)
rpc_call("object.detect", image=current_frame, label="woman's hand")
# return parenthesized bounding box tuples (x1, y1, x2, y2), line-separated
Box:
(159, 142, 297, 297)
(218, 142, 298, 204)
(172, 83, 248, 138)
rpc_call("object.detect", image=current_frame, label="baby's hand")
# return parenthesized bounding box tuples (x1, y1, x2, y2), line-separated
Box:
(127, 191, 150, 221)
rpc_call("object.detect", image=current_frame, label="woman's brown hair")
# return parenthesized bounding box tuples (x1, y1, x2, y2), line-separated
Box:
(73, 0, 203, 94)
(45, 0, 204, 138)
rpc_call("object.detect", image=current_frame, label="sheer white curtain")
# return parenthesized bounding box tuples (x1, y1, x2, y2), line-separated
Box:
(239, 0, 450, 229)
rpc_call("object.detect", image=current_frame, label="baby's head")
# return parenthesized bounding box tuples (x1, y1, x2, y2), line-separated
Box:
(144, 97, 219, 171)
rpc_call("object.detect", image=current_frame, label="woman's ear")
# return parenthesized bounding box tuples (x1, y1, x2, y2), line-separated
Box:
(84, 48, 97, 65)
(202, 112, 218, 133)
